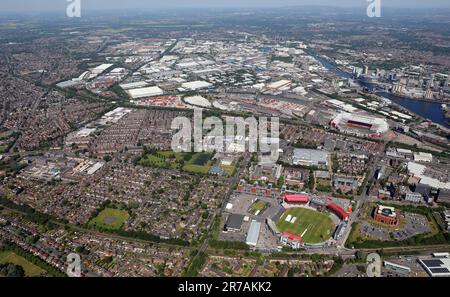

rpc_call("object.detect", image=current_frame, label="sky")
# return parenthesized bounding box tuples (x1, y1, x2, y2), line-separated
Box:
(1, 0, 450, 12)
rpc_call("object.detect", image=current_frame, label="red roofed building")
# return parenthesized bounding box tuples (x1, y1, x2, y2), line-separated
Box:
(280, 232, 303, 249)
(284, 194, 309, 204)
(326, 203, 349, 221)
(282, 232, 302, 241)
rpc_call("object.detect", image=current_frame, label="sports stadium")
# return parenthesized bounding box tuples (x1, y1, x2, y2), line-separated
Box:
(267, 194, 350, 248)
(330, 112, 389, 138)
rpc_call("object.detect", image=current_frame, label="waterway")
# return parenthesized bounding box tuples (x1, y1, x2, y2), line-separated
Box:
(312, 52, 450, 129)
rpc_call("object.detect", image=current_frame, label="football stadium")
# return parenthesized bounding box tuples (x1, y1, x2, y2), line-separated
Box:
(330, 112, 389, 138)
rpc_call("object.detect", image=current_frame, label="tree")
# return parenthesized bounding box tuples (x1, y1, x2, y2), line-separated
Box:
(0, 263, 25, 277)
(308, 170, 315, 191)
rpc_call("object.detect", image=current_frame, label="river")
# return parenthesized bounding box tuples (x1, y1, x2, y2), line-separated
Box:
(311, 52, 450, 129)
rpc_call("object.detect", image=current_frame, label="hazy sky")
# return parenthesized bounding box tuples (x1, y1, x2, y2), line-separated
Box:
(1, 0, 450, 12)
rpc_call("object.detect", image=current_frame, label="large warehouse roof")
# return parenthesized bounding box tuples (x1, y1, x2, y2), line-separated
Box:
(293, 148, 328, 165)
(120, 81, 148, 90)
(181, 80, 212, 90)
(127, 86, 164, 99)
(418, 258, 450, 277)
(246, 220, 262, 247)
(225, 214, 244, 231)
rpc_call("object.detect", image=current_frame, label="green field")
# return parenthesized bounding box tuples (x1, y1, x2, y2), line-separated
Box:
(249, 199, 269, 215)
(139, 150, 187, 169)
(221, 165, 236, 177)
(139, 150, 213, 174)
(0, 251, 45, 277)
(89, 208, 130, 230)
(276, 208, 335, 244)
(182, 152, 213, 174)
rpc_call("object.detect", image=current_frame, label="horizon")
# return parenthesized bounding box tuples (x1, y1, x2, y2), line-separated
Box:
(1, 0, 450, 13)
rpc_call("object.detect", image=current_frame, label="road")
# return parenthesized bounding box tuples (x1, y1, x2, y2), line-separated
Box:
(337, 150, 384, 249)
(193, 153, 251, 263)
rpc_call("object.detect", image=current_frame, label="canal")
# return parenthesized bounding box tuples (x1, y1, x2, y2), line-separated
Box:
(311, 52, 449, 128)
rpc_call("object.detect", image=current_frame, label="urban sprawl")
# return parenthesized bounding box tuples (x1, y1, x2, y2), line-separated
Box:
(0, 7, 449, 278)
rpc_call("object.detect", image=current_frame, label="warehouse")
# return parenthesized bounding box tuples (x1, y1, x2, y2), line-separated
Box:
(383, 261, 411, 274)
(127, 86, 164, 99)
(181, 80, 212, 91)
(292, 148, 329, 167)
(224, 214, 244, 232)
(120, 81, 148, 90)
(418, 258, 450, 277)
(413, 152, 433, 163)
(246, 220, 262, 247)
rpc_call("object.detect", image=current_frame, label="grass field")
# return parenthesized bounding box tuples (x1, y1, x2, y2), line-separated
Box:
(0, 251, 45, 277)
(139, 150, 213, 174)
(139, 150, 186, 169)
(276, 207, 335, 244)
(182, 152, 213, 174)
(89, 208, 130, 230)
(221, 165, 236, 177)
(249, 200, 269, 215)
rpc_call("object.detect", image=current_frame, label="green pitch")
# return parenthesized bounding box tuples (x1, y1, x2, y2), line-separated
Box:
(89, 208, 130, 230)
(276, 207, 335, 244)
(0, 251, 46, 276)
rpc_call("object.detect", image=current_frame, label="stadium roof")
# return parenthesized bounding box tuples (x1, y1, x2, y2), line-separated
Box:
(284, 194, 309, 203)
(282, 232, 302, 242)
(332, 112, 389, 134)
(326, 203, 349, 220)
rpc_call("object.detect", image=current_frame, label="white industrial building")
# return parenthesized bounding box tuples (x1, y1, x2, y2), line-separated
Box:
(246, 220, 262, 247)
(414, 152, 433, 163)
(408, 162, 450, 190)
(292, 148, 329, 167)
(120, 81, 148, 90)
(181, 80, 212, 91)
(184, 96, 211, 108)
(265, 79, 291, 91)
(383, 261, 411, 274)
(418, 258, 450, 277)
(127, 86, 164, 99)
(405, 192, 423, 203)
